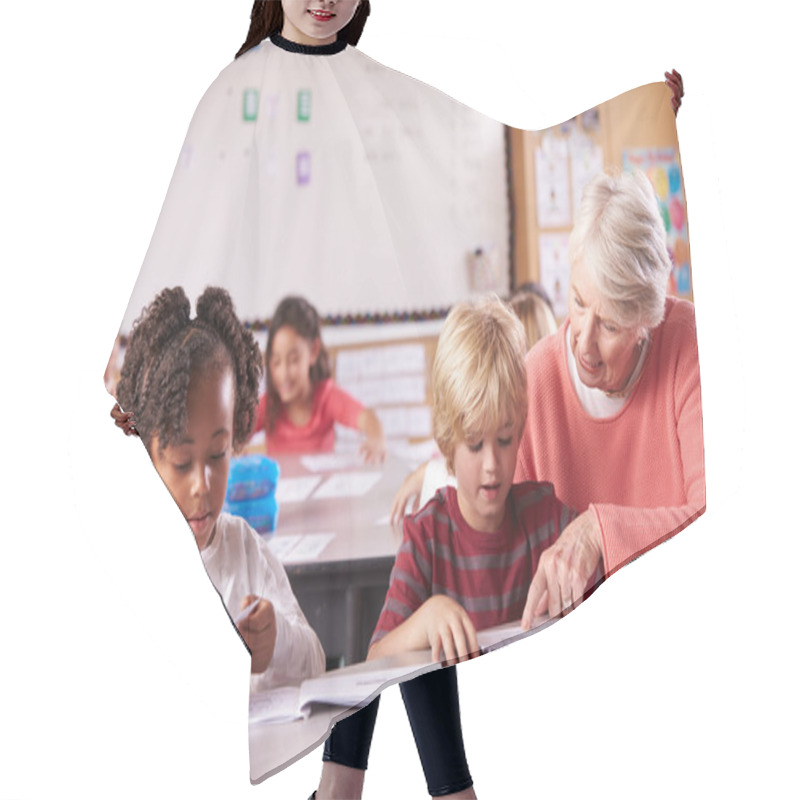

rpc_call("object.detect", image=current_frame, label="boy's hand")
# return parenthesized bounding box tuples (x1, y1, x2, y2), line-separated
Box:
(236, 595, 277, 674)
(418, 595, 480, 665)
(521, 510, 603, 627)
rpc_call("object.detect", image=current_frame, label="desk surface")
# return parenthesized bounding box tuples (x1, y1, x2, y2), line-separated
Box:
(249, 650, 439, 784)
(270, 453, 406, 566)
(248, 618, 552, 783)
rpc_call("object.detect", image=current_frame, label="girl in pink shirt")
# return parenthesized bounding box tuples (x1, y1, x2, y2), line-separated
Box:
(253, 295, 386, 461)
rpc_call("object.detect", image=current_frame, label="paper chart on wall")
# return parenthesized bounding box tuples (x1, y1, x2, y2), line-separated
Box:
(535, 136, 571, 228)
(538, 232, 572, 318)
(623, 147, 692, 297)
(570, 138, 605, 212)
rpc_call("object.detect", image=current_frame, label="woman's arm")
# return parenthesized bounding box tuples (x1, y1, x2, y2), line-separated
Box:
(522, 508, 604, 625)
(591, 353, 705, 577)
(521, 305, 704, 618)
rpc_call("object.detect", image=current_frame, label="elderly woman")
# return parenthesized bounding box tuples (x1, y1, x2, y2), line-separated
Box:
(519, 169, 705, 624)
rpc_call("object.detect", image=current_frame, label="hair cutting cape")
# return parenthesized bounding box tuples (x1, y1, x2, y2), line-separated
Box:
(109, 34, 704, 783)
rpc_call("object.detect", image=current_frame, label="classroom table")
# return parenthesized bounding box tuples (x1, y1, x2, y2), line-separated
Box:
(268, 452, 408, 665)
(249, 649, 438, 783)
(248, 618, 552, 784)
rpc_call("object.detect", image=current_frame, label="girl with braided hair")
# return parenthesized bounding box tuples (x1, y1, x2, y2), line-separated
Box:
(117, 285, 325, 690)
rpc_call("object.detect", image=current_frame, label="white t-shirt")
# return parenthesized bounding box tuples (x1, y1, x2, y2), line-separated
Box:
(201, 513, 325, 691)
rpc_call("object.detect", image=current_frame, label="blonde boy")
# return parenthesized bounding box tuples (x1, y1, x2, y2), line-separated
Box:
(369, 297, 576, 663)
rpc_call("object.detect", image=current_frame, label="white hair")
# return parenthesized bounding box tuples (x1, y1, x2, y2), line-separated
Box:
(568, 170, 673, 331)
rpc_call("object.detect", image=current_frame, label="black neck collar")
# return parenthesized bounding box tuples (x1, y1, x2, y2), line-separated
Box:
(270, 33, 348, 56)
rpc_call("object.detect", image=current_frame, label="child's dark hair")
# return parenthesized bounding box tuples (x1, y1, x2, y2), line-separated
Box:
(236, 0, 371, 59)
(117, 286, 262, 454)
(265, 295, 331, 432)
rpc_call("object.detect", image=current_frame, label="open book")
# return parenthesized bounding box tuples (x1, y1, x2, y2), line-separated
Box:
(475, 615, 552, 653)
(250, 652, 437, 725)
(250, 618, 551, 726)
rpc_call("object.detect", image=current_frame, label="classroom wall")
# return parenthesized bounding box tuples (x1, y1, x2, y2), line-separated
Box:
(510, 81, 689, 311)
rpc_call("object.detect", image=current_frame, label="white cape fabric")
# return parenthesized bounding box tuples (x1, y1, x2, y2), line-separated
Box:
(119, 35, 509, 330)
(111, 34, 702, 784)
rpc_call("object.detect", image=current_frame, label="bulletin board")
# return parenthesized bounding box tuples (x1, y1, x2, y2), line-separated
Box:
(508, 81, 691, 316)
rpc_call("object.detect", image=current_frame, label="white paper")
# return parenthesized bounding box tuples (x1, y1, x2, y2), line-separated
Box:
(281, 533, 335, 563)
(476, 617, 553, 653)
(570, 137, 604, 213)
(250, 658, 440, 726)
(274, 475, 322, 504)
(538, 232, 572, 318)
(535, 135, 571, 228)
(300, 452, 364, 473)
(267, 533, 335, 564)
(476, 622, 525, 652)
(248, 686, 306, 725)
(297, 662, 438, 710)
(265, 536, 301, 562)
(313, 471, 382, 500)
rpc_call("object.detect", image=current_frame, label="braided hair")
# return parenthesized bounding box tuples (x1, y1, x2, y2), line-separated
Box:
(236, 0, 371, 59)
(265, 295, 331, 433)
(117, 287, 262, 454)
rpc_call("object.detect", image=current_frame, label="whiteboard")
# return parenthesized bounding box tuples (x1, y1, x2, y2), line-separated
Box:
(119, 41, 510, 332)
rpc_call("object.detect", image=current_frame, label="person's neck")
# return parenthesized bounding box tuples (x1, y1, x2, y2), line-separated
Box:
(456, 490, 506, 534)
(281, 21, 337, 47)
(200, 520, 218, 552)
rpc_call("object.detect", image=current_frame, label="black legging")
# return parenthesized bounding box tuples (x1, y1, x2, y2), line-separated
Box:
(323, 665, 472, 797)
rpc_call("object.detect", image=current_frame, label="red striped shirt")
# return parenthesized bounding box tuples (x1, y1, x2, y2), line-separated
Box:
(371, 482, 577, 644)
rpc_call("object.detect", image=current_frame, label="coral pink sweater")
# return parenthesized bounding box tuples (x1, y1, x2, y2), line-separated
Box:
(514, 297, 705, 576)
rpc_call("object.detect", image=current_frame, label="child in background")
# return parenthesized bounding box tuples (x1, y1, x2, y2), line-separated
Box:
(370, 297, 576, 661)
(116, 286, 325, 690)
(252, 295, 386, 462)
(508, 282, 559, 352)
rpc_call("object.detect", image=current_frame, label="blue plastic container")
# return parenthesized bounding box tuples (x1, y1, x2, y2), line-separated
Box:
(224, 493, 279, 534)
(226, 455, 280, 502)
